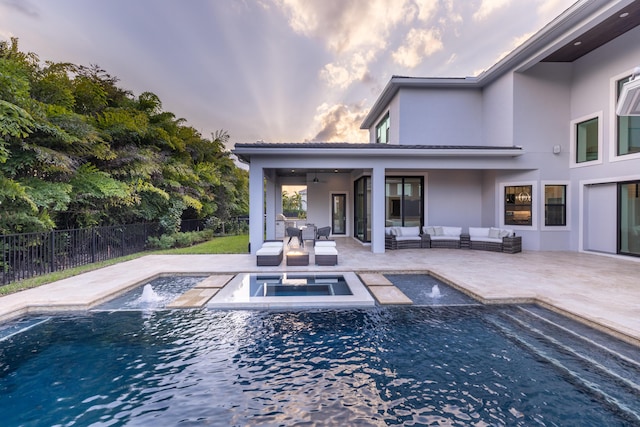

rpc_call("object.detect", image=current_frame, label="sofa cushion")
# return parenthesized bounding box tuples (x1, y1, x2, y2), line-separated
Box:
(395, 236, 422, 241)
(256, 246, 283, 255)
(430, 235, 460, 241)
(396, 226, 420, 237)
(489, 228, 501, 239)
(315, 241, 336, 247)
(423, 226, 435, 236)
(500, 229, 514, 238)
(471, 237, 503, 244)
(469, 227, 490, 238)
(315, 246, 337, 255)
(262, 241, 283, 248)
(442, 226, 462, 237)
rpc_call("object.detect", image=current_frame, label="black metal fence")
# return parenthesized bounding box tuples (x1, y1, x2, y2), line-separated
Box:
(1, 223, 161, 286)
(180, 217, 249, 234)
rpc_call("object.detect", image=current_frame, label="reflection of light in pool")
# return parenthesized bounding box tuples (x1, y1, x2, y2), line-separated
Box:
(1, 306, 638, 426)
(208, 272, 375, 309)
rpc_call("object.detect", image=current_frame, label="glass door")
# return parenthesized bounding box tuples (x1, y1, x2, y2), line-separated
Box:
(354, 177, 371, 242)
(618, 181, 640, 256)
(331, 194, 346, 235)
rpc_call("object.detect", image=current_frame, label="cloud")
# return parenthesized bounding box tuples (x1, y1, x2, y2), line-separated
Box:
(392, 28, 443, 68)
(473, 0, 511, 21)
(0, 0, 39, 17)
(310, 102, 369, 143)
(272, 0, 421, 88)
(319, 49, 375, 89)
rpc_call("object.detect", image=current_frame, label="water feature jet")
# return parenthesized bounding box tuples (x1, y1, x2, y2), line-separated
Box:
(428, 284, 442, 299)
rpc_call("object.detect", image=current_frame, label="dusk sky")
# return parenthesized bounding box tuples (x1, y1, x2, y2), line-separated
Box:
(1, 0, 576, 148)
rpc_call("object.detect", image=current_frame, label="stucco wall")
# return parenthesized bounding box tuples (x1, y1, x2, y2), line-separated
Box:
(398, 87, 483, 146)
(426, 170, 484, 227)
(483, 73, 514, 147)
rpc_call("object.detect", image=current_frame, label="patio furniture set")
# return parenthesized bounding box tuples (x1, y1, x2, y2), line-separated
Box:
(385, 225, 522, 253)
(257, 225, 338, 266)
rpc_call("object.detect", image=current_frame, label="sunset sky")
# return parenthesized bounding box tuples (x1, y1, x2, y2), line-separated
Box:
(1, 0, 576, 147)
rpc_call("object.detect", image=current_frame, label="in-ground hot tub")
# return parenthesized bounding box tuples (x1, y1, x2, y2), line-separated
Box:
(207, 272, 375, 309)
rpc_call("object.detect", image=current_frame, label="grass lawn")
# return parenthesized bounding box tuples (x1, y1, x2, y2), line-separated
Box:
(0, 234, 249, 296)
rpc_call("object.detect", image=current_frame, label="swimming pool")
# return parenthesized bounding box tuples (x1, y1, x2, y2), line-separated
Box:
(0, 304, 638, 426)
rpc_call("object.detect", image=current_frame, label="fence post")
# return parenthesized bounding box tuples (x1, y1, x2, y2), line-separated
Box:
(50, 230, 56, 273)
(121, 228, 125, 257)
(91, 227, 96, 263)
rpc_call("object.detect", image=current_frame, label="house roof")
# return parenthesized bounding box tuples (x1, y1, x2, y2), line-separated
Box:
(360, 0, 640, 129)
(232, 142, 523, 164)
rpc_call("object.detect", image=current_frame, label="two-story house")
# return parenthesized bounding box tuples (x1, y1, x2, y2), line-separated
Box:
(233, 0, 640, 258)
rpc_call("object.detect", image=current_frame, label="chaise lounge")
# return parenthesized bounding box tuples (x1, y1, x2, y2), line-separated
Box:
(256, 240, 284, 266)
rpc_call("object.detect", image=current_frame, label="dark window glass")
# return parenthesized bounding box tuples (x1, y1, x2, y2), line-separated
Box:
(618, 181, 640, 256)
(545, 185, 566, 226)
(385, 177, 423, 227)
(505, 185, 532, 226)
(376, 113, 390, 144)
(575, 117, 598, 163)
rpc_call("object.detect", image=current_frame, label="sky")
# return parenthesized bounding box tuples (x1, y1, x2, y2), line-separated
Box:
(0, 0, 577, 148)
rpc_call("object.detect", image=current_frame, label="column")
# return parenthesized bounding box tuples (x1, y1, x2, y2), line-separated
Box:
(370, 166, 386, 253)
(248, 166, 264, 254)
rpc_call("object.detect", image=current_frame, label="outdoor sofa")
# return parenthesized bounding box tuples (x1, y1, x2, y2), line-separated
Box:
(384, 226, 422, 249)
(256, 240, 284, 266)
(468, 227, 522, 253)
(421, 226, 463, 249)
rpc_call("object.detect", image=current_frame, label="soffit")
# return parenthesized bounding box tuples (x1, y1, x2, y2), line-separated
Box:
(542, 1, 640, 62)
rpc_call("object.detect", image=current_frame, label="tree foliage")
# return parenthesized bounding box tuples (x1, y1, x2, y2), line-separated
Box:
(0, 38, 248, 234)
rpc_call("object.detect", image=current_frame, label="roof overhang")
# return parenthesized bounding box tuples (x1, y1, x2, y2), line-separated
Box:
(232, 143, 524, 164)
(360, 0, 640, 129)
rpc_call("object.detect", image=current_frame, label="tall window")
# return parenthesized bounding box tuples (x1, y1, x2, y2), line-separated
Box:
(376, 113, 390, 144)
(575, 117, 599, 163)
(505, 185, 532, 226)
(545, 185, 566, 226)
(385, 177, 423, 227)
(617, 77, 640, 156)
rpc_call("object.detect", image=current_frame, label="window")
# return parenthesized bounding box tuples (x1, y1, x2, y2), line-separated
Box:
(505, 185, 532, 226)
(545, 185, 566, 226)
(385, 177, 423, 227)
(575, 117, 599, 163)
(376, 113, 390, 144)
(617, 76, 640, 156)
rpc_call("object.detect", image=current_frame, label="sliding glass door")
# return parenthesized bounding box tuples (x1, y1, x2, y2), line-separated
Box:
(619, 181, 640, 256)
(385, 177, 423, 227)
(354, 177, 370, 242)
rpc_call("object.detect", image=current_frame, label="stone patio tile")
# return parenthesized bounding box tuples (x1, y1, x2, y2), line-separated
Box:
(166, 288, 219, 308)
(367, 286, 412, 305)
(194, 274, 234, 288)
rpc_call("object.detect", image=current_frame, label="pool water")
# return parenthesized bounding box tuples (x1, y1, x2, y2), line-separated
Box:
(251, 274, 352, 296)
(0, 306, 638, 426)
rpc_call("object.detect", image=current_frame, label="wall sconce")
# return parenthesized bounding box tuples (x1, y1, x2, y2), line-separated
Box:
(553, 145, 561, 154)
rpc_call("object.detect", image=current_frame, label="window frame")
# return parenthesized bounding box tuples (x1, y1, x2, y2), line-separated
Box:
(375, 112, 390, 144)
(570, 112, 603, 168)
(500, 182, 538, 230)
(609, 71, 640, 163)
(542, 182, 570, 230)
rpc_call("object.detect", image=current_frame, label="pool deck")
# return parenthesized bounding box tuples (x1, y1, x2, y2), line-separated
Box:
(1, 237, 639, 346)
